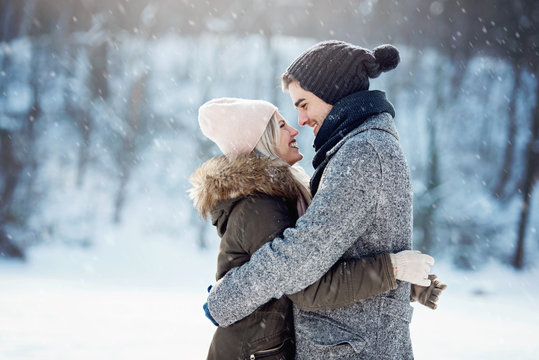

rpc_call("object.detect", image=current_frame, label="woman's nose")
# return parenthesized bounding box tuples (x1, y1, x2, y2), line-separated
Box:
(289, 126, 299, 137)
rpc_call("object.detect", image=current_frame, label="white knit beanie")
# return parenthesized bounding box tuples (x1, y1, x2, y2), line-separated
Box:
(198, 98, 278, 158)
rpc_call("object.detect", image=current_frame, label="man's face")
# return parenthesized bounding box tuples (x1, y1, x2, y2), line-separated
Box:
(288, 81, 333, 136)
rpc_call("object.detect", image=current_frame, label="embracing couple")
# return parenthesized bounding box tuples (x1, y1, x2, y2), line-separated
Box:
(189, 40, 447, 360)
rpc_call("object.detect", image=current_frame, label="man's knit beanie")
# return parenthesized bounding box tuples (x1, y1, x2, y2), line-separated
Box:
(284, 40, 400, 105)
(198, 98, 277, 158)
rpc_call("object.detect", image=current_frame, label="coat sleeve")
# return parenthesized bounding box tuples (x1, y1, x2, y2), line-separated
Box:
(208, 136, 384, 327)
(234, 196, 397, 312)
(287, 253, 397, 310)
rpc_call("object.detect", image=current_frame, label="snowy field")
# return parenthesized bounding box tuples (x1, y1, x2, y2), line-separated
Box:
(1, 239, 538, 360)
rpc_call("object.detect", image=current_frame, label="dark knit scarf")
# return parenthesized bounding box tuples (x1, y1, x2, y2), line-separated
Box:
(310, 90, 395, 196)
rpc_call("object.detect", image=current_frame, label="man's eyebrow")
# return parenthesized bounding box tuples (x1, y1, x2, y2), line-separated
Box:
(294, 98, 306, 107)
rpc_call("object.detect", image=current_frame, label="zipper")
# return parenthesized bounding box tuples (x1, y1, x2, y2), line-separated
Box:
(249, 339, 288, 359)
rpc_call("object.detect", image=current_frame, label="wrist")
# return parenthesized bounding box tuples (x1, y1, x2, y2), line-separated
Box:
(389, 253, 399, 278)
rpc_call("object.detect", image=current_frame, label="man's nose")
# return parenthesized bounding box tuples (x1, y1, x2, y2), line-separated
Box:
(298, 111, 309, 127)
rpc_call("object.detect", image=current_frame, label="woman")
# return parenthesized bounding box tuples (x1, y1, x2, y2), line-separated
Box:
(189, 98, 443, 360)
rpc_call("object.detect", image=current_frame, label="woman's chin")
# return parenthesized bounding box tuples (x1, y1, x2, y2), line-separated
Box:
(289, 153, 303, 165)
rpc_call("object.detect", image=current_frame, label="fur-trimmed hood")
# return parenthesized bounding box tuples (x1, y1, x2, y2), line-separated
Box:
(189, 155, 306, 218)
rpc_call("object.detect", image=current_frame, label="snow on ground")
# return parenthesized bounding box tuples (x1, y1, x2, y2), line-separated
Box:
(1, 238, 538, 360)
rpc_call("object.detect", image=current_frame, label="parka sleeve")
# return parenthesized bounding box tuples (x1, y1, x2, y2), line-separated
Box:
(287, 253, 397, 310)
(208, 138, 385, 327)
(234, 196, 397, 312)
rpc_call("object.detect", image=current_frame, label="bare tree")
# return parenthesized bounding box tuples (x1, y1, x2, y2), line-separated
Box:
(112, 72, 149, 224)
(493, 66, 522, 198)
(513, 68, 539, 269)
(0, 129, 24, 259)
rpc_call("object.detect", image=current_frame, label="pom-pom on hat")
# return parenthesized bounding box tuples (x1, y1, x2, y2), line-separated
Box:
(284, 40, 400, 105)
(198, 98, 277, 158)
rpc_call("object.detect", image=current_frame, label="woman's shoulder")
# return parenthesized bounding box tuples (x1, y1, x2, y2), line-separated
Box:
(222, 194, 296, 256)
(190, 155, 302, 218)
(228, 194, 296, 234)
(231, 194, 294, 219)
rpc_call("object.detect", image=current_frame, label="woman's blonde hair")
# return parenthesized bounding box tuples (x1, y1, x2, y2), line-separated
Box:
(254, 113, 312, 206)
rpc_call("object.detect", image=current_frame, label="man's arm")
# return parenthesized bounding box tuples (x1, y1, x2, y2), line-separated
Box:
(208, 138, 382, 326)
(236, 196, 397, 311)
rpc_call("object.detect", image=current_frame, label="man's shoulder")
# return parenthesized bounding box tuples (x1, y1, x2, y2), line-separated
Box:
(330, 129, 378, 161)
(329, 113, 398, 156)
(323, 134, 382, 183)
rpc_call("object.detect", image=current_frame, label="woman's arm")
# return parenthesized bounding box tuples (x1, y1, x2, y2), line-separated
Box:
(288, 253, 397, 310)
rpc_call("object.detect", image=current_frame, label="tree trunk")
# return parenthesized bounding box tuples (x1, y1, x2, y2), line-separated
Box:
(417, 62, 447, 253)
(66, 45, 94, 188)
(0, 130, 22, 218)
(89, 41, 110, 100)
(0, 130, 24, 259)
(75, 113, 92, 187)
(0, 0, 19, 42)
(266, 34, 279, 106)
(0, 229, 24, 259)
(494, 66, 521, 198)
(23, 43, 43, 196)
(513, 68, 539, 269)
(18, 0, 36, 38)
(190, 53, 216, 249)
(75, 36, 110, 187)
(419, 113, 440, 253)
(113, 74, 147, 223)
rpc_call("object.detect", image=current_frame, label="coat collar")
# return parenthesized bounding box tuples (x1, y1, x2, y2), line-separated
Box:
(189, 155, 303, 219)
(325, 112, 399, 159)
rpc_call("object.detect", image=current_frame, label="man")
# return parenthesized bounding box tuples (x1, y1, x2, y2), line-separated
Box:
(206, 40, 438, 359)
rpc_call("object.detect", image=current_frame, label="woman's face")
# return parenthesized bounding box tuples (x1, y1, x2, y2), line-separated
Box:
(274, 112, 303, 166)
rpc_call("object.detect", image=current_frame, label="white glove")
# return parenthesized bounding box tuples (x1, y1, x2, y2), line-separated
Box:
(389, 250, 434, 286)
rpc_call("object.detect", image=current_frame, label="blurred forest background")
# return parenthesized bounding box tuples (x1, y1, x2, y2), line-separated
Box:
(0, 0, 538, 271)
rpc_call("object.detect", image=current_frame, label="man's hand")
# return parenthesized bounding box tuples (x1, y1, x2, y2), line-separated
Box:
(411, 274, 447, 310)
(389, 250, 434, 286)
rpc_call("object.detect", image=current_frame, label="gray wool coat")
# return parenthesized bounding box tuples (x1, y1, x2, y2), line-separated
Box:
(207, 112, 414, 359)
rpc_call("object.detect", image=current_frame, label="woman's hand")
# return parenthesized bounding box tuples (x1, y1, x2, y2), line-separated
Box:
(389, 250, 434, 286)
(203, 285, 219, 326)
